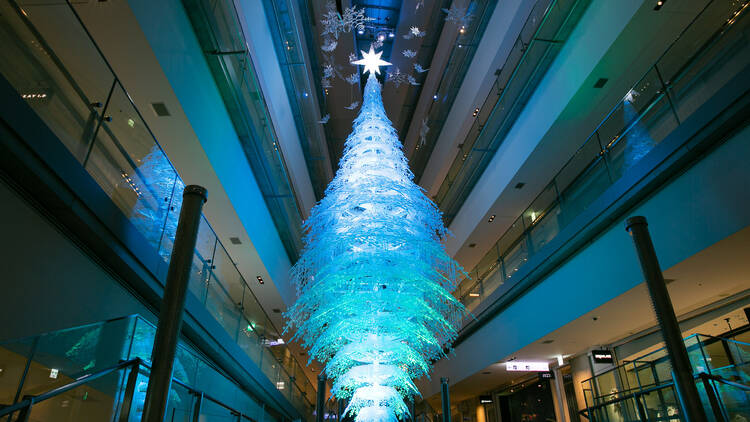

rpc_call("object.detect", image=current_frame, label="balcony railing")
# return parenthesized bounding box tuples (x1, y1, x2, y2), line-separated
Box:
(454, 0, 750, 316)
(0, 0, 315, 416)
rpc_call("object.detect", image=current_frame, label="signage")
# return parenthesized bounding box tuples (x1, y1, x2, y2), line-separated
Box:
(505, 361, 549, 372)
(592, 349, 614, 364)
(538, 371, 555, 381)
(479, 395, 493, 404)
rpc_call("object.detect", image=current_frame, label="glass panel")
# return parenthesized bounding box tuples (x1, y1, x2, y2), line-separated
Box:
(559, 157, 611, 225)
(199, 397, 236, 422)
(21, 320, 130, 398)
(165, 381, 195, 422)
(205, 275, 241, 342)
(211, 244, 246, 309)
(638, 385, 680, 422)
(529, 203, 562, 253)
(502, 238, 529, 281)
(0, 338, 35, 406)
(0, 1, 112, 162)
(188, 217, 217, 304)
(27, 370, 124, 421)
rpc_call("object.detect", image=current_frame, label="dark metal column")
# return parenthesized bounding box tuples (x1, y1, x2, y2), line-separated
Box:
(441, 377, 451, 422)
(142, 185, 207, 422)
(625, 216, 707, 422)
(316, 373, 327, 422)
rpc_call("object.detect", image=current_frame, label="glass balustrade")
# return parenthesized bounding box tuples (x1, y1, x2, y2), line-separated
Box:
(581, 333, 750, 422)
(455, 0, 750, 316)
(0, 0, 315, 416)
(0, 315, 289, 421)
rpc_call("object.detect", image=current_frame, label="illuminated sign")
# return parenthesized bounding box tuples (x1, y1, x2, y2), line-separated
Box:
(505, 361, 549, 372)
(592, 349, 614, 364)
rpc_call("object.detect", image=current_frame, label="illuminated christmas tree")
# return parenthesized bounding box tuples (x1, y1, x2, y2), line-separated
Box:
(286, 47, 465, 422)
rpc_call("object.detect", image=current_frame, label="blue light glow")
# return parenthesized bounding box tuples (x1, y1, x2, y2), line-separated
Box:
(285, 72, 465, 421)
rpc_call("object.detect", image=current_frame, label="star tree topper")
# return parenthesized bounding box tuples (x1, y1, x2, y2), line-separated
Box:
(352, 46, 391, 75)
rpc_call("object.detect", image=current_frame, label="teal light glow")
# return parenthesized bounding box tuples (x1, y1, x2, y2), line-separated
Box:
(285, 64, 465, 421)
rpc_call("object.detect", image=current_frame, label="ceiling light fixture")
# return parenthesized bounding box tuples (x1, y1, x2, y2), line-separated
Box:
(654, 0, 665, 10)
(488, 214, 495, 222)
(256, 275, 264, 284)
(459, 25, 466, 34)
(472, 107, 480, 117)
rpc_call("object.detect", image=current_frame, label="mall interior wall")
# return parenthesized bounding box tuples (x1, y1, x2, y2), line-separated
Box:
(423, 119, 750, 399)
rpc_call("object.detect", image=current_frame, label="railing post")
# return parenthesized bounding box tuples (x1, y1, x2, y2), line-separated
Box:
(117, 360, 141, 422)
(316, 373, 326, 422)
(192, 391, 204, 422)
(700, 375, 727, 422)
(142, 185, 207, 422)
(625, 216, 707, 422)
(441, 377, 451, 422)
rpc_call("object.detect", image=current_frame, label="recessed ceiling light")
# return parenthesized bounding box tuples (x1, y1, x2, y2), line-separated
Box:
(256, 275, 264, 284)
(488, 214, 495, 222)
(469, 293, 480, 297)
(468, 243, 476, 248)
(654, 0, 665, 10)
(542, 339, 554, 344)
(272, 308, 281, 313)
(514, 182, 525, 189)
(482, 371, 491, 375)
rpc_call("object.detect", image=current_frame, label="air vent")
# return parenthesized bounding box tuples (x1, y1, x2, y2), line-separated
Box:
(272, 308, 281, 313)
(593, 78, 609, 88)
(542, 339, 554, 344)
(482, 371, 491, 375)
(468, 243, 477, 248)
(151, 102, 170, 116)
(514, 182, 525, 189)
(229, 237, 242, 245)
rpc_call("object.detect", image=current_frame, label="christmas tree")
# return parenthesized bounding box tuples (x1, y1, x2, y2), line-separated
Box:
(286, 48, 464, 422)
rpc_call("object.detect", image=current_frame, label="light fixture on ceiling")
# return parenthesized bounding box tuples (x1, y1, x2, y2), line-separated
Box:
(358, 28, 365, 35)
(472, 107, 480, 117)
(377, 32, 386, 42)
(654, 0, 665, 10)
(469, 292, 480, 297)
(468, 243, 476, 248)
(388, 32, 395, 38)
(488, 214, 495, 223)
(432, 94, 438, 100)
(459, 25, 466, 34)
(256, 275, 264, 284)
(514, 182, 525, 189)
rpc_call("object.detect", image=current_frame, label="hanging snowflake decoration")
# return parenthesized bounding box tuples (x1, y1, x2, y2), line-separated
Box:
(342, 5, 373, 33)
(322, 38, 338, 52)
(344, 101, 360, 110)
(349, 52, 358, 64)
(419, 118, 429, 146)
(415, 0, 425, 11)
(414, 63, 429, 73)
(317, 113, 330, 124)
(323, 64, 335, 80)
(403, 26, 426, 40)
(402, 49, 417, 58)
(286, 55, 465, 422)
(321, 2, 344, 39)
(345, 73, 360, 85)
(386, 67, 410, 87)
(321, 77, 332, 89)
(442, 5, 473, 26)
(370, 38, 384, 50)
(407, 75, 420, 86)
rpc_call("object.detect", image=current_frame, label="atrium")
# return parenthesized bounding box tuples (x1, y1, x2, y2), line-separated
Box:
(0, 0, 748, 421)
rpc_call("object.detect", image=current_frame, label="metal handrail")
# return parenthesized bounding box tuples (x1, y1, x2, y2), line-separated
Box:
(579, 372, 749, 421)
(0, 357, 260, 422)
(0, 358, 141, 418)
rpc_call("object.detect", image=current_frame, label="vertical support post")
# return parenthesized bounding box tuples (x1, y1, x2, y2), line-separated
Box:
(316, 373, 326, 422)
(700, 375, 727, 422)
(625, 216, 707, 422)
(142, 185, 207, 422)
(192, 392, 204, 422)
(441, 377, 451, 422)
(118, 361, 141, 422)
